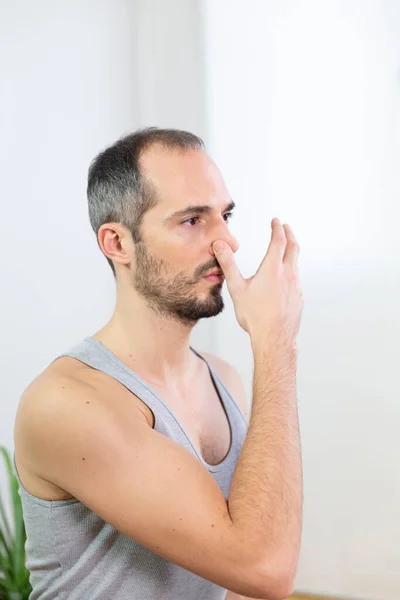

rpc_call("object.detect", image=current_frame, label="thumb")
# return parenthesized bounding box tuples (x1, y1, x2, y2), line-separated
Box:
(213, 241, 244, 295)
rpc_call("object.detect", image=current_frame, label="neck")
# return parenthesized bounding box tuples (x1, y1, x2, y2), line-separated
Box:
(92, 287, 199, 386)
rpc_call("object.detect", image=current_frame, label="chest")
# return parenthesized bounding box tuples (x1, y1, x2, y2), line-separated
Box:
(144, 376, 232, 467)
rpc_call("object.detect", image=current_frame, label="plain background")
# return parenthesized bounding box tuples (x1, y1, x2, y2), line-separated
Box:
(1, 1, 399, 598)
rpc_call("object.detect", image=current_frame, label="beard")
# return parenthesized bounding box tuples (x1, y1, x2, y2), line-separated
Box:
(132, 241, 225, 325)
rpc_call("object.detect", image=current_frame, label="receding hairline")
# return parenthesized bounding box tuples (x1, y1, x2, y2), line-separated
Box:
(137, 140, 209, 172)
(136, 143, 214, 204)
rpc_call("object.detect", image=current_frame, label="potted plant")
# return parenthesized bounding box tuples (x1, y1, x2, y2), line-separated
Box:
(0, 446, 32, 600)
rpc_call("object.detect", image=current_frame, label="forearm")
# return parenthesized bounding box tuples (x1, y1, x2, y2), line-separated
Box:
(225, 591, 268, 600)
(225, 591, 248, 600)
(228, 338, 303, 584)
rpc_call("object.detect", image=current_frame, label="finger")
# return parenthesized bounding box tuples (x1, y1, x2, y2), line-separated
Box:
(282, 224, 300, 271)
(255, 218, 287, 276)
(212, 241, 245, 295)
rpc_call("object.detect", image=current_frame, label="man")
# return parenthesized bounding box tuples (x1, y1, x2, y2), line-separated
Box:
(14, 128, 304, 599)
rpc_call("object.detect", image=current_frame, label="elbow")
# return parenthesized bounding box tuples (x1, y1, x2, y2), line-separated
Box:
(256, 579, 294, 600)
(256, 562, 297, 600)
(267, 578, 295, 600)
(246, 543, 299, 599)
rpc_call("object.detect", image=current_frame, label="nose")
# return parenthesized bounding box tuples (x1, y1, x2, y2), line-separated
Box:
(210, 223, 240, 257)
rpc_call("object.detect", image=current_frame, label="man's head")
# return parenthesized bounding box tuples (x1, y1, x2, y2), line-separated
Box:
(87, 127, 239, 325)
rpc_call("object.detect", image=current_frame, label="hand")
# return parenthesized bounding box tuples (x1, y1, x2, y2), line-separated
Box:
(213, 218, 304, 347)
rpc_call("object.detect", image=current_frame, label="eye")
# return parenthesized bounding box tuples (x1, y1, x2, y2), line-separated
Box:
(182, 216, 201, 226)
(181, 212, 234, 227)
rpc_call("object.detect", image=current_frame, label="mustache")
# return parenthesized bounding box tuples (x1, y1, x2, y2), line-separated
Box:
(195, 260, 221, 280)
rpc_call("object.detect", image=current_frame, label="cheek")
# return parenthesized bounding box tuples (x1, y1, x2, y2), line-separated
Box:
(153, 229, 210, 268)
(173, 249, 198, 270)
(170, 233, 204, 257)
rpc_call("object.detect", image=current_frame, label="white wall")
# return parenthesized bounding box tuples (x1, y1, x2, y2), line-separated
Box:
(203, 1, 400, 599)
(2, 2, 400, 599)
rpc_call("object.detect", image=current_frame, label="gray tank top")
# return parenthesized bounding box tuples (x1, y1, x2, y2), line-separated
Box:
(14, 336, 249, 600)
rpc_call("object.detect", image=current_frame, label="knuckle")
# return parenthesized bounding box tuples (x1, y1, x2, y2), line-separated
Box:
(286, 266, 298, 282)
(270, 261, 282, 277)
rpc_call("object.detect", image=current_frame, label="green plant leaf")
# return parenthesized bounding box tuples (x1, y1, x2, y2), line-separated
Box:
(0, 547, 14, 580)
(0, 490, 12, 547)
(0, 491, 15, 577)
(0, 447, 32, 599)
(0, 523, 13, 563)
(0, 576, 16, 592)
(0, 448, 22, 580)
(0, 447, 16, 533)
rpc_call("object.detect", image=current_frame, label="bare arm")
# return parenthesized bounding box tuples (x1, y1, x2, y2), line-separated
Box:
(228, 341, 302, 598)
(213, 343, 301, 600)
(225, 591, 245, 600)
(206, 337, 302, 600)
(213, 219, 304, 598)
(219, 366, 296, 600)
(15, 375, 277, 599)
(224, 592, 265, 600)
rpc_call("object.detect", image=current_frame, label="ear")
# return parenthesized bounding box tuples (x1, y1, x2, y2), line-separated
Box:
(98, 223, 131, 269)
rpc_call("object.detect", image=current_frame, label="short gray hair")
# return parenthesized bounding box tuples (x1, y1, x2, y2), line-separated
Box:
(87, 127, 205, 277)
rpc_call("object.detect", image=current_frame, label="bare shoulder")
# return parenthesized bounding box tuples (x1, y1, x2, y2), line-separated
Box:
(17, 356, 149, 424)
(15, 357, 149, 454)
(15, 360, 85, 434)
(196, 351, 249, 420)
(14, 358, 149, 500)
(16, 358, 102, 433)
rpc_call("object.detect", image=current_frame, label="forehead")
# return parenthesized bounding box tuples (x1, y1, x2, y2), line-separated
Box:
(139, 144, 230, 210)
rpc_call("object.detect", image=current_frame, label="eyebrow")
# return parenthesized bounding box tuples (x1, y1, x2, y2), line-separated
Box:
(165, 200, 236, 223)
